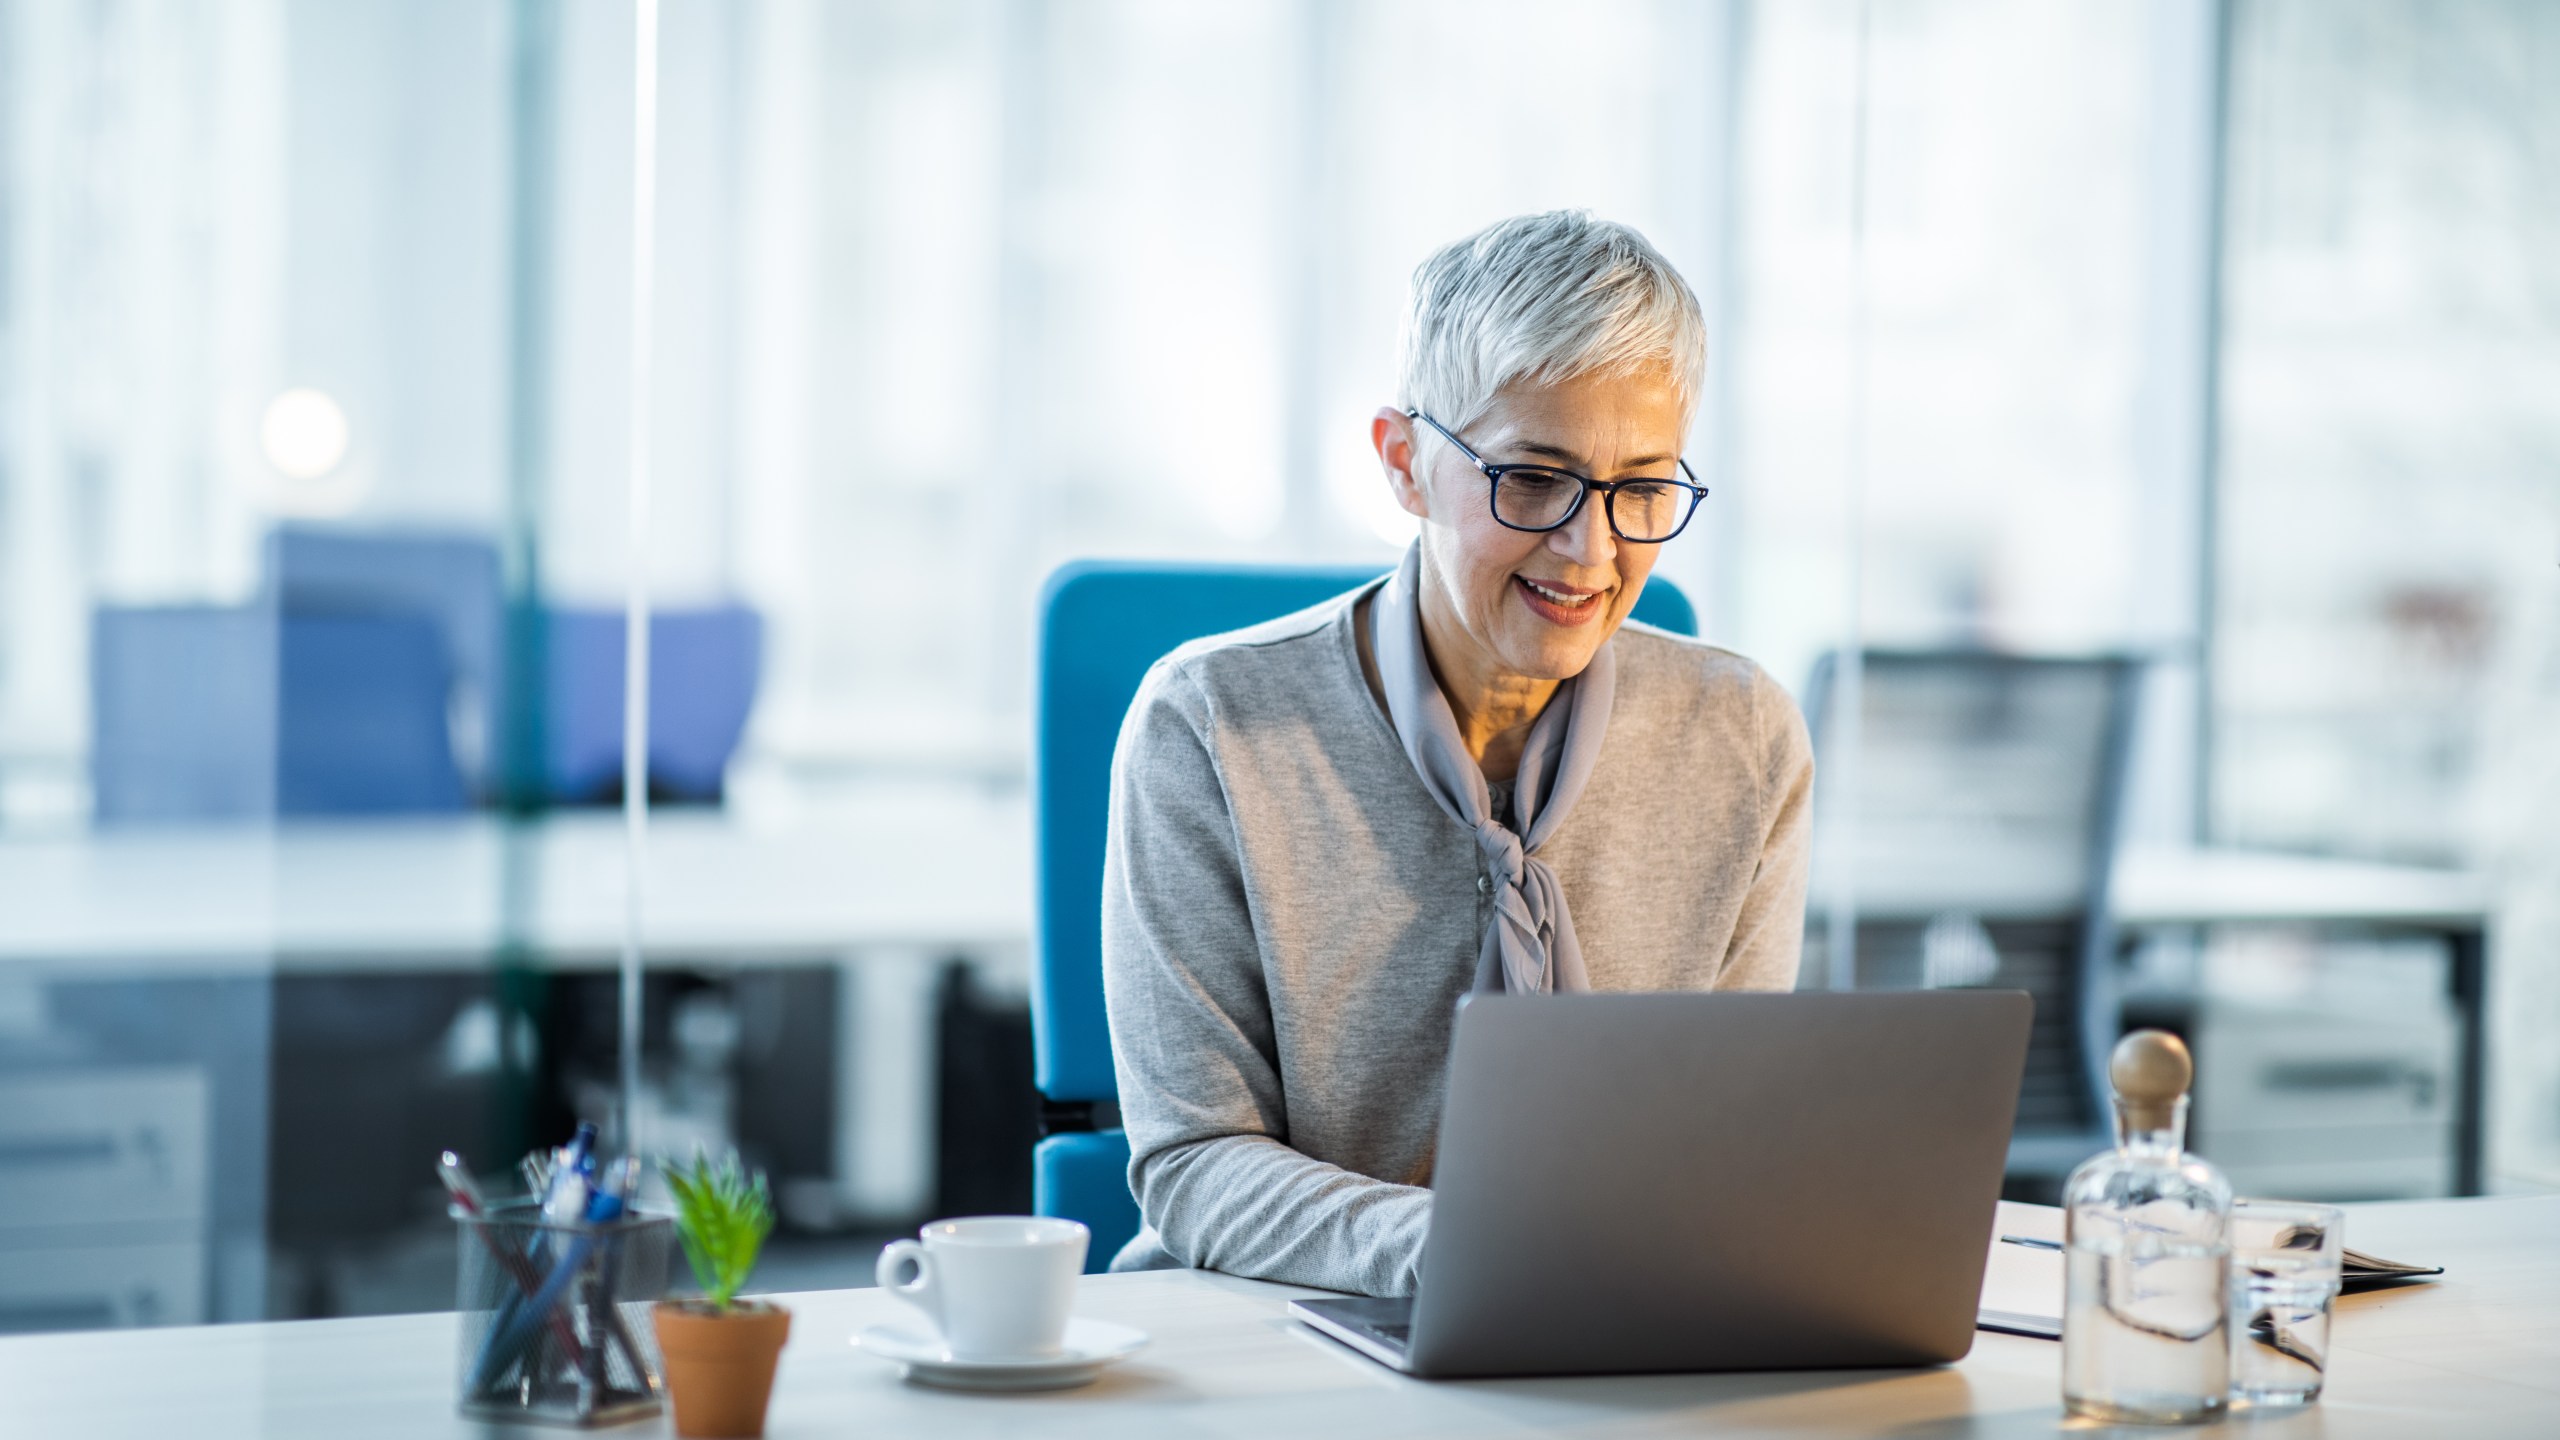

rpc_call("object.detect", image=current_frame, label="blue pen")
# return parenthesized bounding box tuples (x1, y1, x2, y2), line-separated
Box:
(543, 1123, 598, 1221)
(442, 1152, 584, 1361)
(526, 1127, 595, 1292)
(470, 1126, 602, 1391)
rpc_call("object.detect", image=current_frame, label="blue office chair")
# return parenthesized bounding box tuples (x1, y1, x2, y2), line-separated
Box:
(90, 607, 280, 822)
(1031, 561, 1697, 1272)
(266, 526, 506, 798)
(544, 606, 764, 804)
(91, 606, 469, 820)
(276, 613, 473, 814)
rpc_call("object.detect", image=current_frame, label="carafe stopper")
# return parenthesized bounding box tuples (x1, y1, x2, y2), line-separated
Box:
(2109, 1029, 2191, 1133)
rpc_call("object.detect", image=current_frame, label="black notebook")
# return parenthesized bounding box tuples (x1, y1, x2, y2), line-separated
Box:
(1974, 1201, 2441, 1340)
(2341, 1246, 2444, 1288)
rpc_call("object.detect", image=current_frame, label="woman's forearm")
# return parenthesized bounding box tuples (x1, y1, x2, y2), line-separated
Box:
(1132, 1131, 1434, 1297)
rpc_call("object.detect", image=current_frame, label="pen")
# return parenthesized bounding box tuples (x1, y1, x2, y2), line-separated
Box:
(440, 1152, 583, 1363)
(472, 1180, 630, 1392)
(542, 1123, 599, 1227)
(587, 1159, 654, 1397)
(469, 1124, 599, 1392)
(2000, 1234, 2064, 1252)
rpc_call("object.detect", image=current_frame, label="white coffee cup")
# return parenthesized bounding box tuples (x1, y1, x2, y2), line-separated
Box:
(874, 1215, 1089, 1361)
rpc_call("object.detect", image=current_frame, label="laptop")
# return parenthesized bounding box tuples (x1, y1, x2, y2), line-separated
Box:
(1289, 990, 2034, 1378)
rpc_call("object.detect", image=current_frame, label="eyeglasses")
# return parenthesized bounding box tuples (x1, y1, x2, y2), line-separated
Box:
(1405, 410, 1707, 544)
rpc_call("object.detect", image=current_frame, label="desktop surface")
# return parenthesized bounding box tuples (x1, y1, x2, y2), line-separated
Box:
(2, 1195, 2552, 1439)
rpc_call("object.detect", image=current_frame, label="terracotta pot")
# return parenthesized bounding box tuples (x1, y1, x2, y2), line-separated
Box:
(654, 1300, 791, 1439)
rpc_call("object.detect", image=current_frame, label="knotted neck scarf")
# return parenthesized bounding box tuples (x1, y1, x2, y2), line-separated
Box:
(1369, 543, 1617, 994)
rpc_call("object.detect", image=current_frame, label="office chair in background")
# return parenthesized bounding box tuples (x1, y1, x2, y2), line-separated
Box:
(1802, 650, 2142, 1194)
(90, 528, 766, 818)
(93, 527, 502, 821)
(90, 606, 469, 821)
(544, 606, 763, 806)
(268, 527, 508, 799)
(1030, 561, 1698, 1271)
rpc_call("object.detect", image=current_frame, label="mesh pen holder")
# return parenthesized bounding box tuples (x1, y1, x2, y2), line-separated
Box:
(454, 1202, 672, 1428)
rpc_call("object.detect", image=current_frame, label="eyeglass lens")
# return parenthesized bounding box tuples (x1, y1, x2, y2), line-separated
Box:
(1492, 472, 1694, 540)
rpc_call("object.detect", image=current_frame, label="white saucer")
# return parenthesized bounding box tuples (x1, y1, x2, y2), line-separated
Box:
(851, 1317, 1149, 1392)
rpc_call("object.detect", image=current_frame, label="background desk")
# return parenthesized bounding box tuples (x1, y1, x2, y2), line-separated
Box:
(0, 801, 1031, 974)
(4, 1195, 2553, 1439)
(2116, 847, 2493, 1196)
(1847, 843, 2493, 1197)
(0, 799, 1030, 1325)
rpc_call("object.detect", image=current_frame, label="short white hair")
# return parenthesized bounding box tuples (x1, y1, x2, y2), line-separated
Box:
(1396, 210, 1706, 435)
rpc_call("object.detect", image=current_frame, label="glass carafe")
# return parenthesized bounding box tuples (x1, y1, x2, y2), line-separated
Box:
(2062, 1031, 2233, 1425)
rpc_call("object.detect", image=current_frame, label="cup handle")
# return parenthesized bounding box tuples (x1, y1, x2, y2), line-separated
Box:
(875, 1240, 940, 1332)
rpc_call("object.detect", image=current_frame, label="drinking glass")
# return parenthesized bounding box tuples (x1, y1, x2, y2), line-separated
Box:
(2227, 1200, 2344, 1407)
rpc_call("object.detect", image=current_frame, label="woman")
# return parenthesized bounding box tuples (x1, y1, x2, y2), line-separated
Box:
(1101, 211, 1814, 1296)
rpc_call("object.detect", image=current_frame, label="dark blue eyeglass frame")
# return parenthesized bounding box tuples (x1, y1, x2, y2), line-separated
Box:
(1404, 408, 1709, 543)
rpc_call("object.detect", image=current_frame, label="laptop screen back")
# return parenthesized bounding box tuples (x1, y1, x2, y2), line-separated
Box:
(1408, 990, 2033, 1377)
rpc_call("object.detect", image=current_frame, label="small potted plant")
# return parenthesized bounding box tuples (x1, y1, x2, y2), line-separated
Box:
(654, 1151, 789, 1439)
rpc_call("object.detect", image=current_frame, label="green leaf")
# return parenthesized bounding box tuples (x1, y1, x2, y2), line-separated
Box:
(659, 1148, 774, 1311)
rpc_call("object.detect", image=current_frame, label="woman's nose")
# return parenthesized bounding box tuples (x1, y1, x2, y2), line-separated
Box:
(1550, 495, 1617, 568)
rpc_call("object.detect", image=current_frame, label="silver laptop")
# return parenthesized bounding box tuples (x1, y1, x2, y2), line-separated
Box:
(1290, 990, 2033, 1378)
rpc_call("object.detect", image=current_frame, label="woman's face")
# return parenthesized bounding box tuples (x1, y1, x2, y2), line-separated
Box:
(1379, 364, 1686, 685)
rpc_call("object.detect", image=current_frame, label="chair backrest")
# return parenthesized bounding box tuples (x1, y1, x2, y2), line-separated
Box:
(267, 526, 506, 796)
(1032, 561, 1698, 1105)
(543, 606, 764, 805)
(91, 607, 281, 822)
(90, 606, 469, 821)
(1800, 650, 2141, 1145)
(276, 613, 473, 815)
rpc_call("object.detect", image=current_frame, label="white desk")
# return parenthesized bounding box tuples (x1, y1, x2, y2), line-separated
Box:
(1835, 844, 2491, 930)
(0, 801, 1031, 975)
(2113, 845, 2493, 929)
(4, 1196, 2553, 1439)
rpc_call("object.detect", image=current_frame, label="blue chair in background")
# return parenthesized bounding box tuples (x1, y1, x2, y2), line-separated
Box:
(1030, 561, 1697, 1271)
(266, 527, 507, 798)
(91, 607, 282, 822)
(270, 529, 770, 806)
(95, 528, 501, 821)
(275, 613, 472, 814)
(94, 527, 767, 819)
(544, 606, 764, 805)
(91, 606, 468, 821)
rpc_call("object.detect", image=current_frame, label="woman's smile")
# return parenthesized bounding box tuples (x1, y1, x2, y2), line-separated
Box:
(1513, 574, 1609, 627)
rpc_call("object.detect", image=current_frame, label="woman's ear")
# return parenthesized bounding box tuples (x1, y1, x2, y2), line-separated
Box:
(1372, 408, 1432, 520)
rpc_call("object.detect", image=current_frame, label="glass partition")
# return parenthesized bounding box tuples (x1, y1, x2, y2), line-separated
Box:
(0, 0, 531, 1326)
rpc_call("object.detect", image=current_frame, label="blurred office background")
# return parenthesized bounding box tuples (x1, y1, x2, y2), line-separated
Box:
(0, 0, 2552, 1329)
